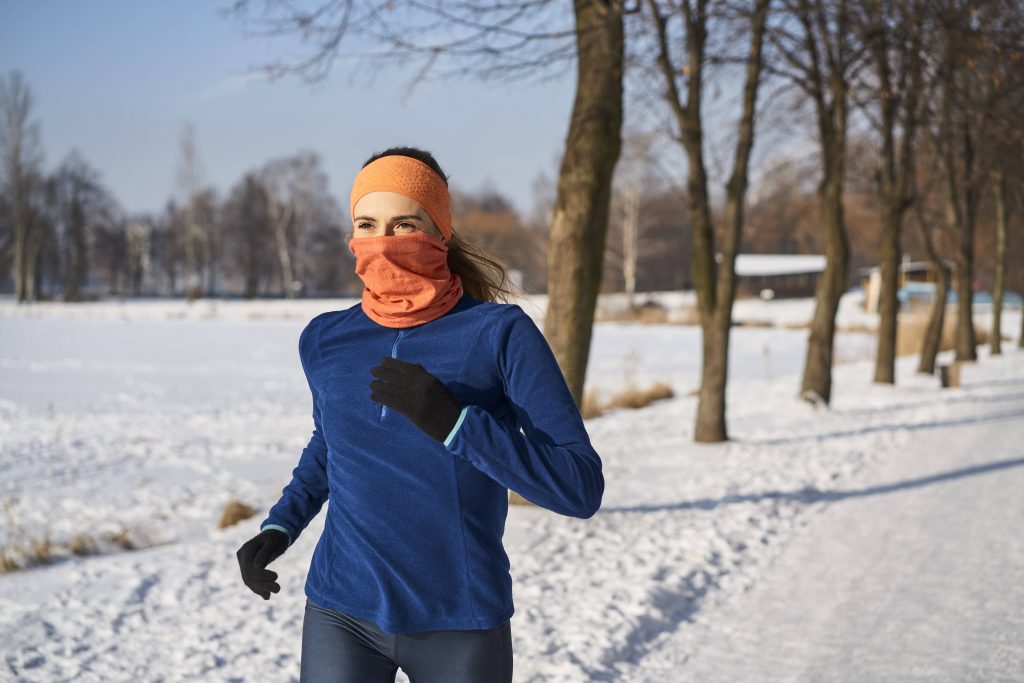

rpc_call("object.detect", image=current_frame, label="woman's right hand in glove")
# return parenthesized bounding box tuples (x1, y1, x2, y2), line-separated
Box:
(236, 529, 290, 599)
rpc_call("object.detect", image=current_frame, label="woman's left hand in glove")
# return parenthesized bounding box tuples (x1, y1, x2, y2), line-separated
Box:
(369, 356, 462, 443)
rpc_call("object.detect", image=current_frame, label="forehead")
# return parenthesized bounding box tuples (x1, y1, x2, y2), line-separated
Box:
(353, 191, 427, 217)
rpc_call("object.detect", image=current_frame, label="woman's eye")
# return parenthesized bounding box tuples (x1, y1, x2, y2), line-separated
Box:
(355, 221, 416, 231)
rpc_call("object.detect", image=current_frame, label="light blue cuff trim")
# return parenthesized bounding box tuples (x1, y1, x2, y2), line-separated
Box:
(443, 406, 469, 447)
(261, 523, 292, 544)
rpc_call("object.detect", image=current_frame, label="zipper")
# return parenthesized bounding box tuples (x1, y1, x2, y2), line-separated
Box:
(380, 329, 404, 420)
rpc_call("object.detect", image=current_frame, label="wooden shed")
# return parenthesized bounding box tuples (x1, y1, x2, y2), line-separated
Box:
(733, 254, 827, 299)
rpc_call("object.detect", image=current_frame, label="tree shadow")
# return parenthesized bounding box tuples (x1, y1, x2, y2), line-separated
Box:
(600, 455, 1024, 515)
(955, 376, 1024, 391)
(738, 407, 1024, 447)
(833, 389, 1024, 419)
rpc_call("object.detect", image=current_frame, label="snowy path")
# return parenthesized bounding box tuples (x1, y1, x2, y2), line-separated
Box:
(631, 363, 1024, 681)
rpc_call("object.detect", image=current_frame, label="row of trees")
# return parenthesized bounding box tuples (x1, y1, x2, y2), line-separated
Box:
(214, 0, 1022, 442)
(0, 86, 549, 301)
(3, 0, 1023, 446)
(631, 0, 1023, 437)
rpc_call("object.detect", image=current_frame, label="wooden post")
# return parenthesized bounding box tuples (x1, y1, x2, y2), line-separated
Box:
(939, 361, 961, 388)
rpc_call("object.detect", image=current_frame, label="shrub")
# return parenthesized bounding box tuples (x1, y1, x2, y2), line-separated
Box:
(219, 499, 258, 529)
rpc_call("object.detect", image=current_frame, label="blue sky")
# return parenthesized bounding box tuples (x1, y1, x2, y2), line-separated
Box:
(0, 1, 577, 219)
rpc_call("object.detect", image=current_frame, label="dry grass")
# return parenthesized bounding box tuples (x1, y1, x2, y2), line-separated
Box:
(594, 301, 706, 325)
(30, 530, 54, 565)
(67, 532, 99, 556)
(735, 319, 775, 328)
(508, 491, 532, 506)
(0, 492, 170, 575)
(895, 312, 993, 357)
(108, 527, 138, 551)
(672, 307, 702, 325)
(0, 523, 173, 574)
(605, 381, 675, 410)
(595, 302, 671, 324)
(836, 322, 875, 334)
(219, 499, 258, 529)
(581, 387, 605, 419)
(581, 381, 675, 418)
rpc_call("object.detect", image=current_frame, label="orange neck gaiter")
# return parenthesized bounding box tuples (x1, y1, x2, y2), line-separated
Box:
(348, 231, 463, 328)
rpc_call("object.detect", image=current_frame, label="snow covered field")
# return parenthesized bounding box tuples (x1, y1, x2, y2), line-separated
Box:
(1, 292, 1021, 682)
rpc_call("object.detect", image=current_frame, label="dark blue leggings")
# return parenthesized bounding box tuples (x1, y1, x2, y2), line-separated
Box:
(300, 598, 513, 683)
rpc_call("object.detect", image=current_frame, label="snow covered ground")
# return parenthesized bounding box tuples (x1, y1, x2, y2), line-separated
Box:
(0, 292, 1021, 682)
(633, 352, 1024, 682)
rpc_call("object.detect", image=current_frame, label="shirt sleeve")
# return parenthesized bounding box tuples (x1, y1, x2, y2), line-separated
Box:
(258, 315, 331, 545)
(443, 304, 604, 519)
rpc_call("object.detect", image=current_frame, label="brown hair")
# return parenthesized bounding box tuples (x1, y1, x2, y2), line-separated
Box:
(356, 146, 518, 305)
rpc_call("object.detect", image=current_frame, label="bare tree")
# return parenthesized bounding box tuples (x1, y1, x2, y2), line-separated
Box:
(910, 152, 953, 375)
(125, 220, 151, 296)
(644, 0, 772, 441)
(769, 0, 861, 406)
(191, 189, 220, 297)
(975, 4, 1024, 356)
(223, 172, 276, 298)
(854, 0, 928, 384)
(0, 70, 44, 303)
(544, 0, 626, 403)
(605, 130, 676, 306)
(259, 151, 334, 298)
(925, 0, 1005, 363)
(49, 151, 118, 301)
(990, 165, 1009, 354)
(1017, 181, 1024, 350)
(176, 122, 207, 301)
(1016, 181, 1024, 351)
(260, 166, 298, 300)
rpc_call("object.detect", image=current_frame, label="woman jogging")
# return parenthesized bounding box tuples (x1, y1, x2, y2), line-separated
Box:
(236, 146, 605, 683)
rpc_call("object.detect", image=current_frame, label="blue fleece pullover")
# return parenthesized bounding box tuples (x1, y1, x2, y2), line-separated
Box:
(259, 291, 604, 634)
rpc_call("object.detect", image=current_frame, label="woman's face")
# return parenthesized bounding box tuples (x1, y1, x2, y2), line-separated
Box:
(351, 191, 443, 240)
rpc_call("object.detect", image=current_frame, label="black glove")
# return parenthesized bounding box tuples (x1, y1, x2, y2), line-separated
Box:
(236, 529, 290, 600)
(369, 356, 463, 443)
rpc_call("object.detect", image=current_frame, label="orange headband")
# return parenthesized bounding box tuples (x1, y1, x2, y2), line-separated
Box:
(350, 155, 453, 241)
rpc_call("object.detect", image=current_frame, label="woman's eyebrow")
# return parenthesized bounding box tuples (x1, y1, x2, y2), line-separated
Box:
(353, 214, 423, 222)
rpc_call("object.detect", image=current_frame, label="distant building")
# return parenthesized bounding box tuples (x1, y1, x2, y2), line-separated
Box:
(733, 254, 826, 299)
(856, 257, 956, 313)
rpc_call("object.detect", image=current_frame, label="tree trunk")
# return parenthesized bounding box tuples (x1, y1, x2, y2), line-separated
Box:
(918, 267, 949, 375)
(952, 235, 976, 360)
(646, 0, 769, 441)
(622, 180, 639, 310)
(1015, 182, 1024, 351)
(874, 203, 900, 383)
(947, 123, 978, 362)
(542, 0, 624, 405)
(990, 168, 1007, 355)
(786, 0, 852, 407)
(1020, 283, 1024, 349)
(916, 205, 948, 375)
(273, 208, 295, 299)
(801, 162, 850, 405)
(870, 0, 923, 385)
(23, 197, 42, 302)
(65, 195, 88, 302)
(697, 0, 770, 441)
(12, 168, 27, 302)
